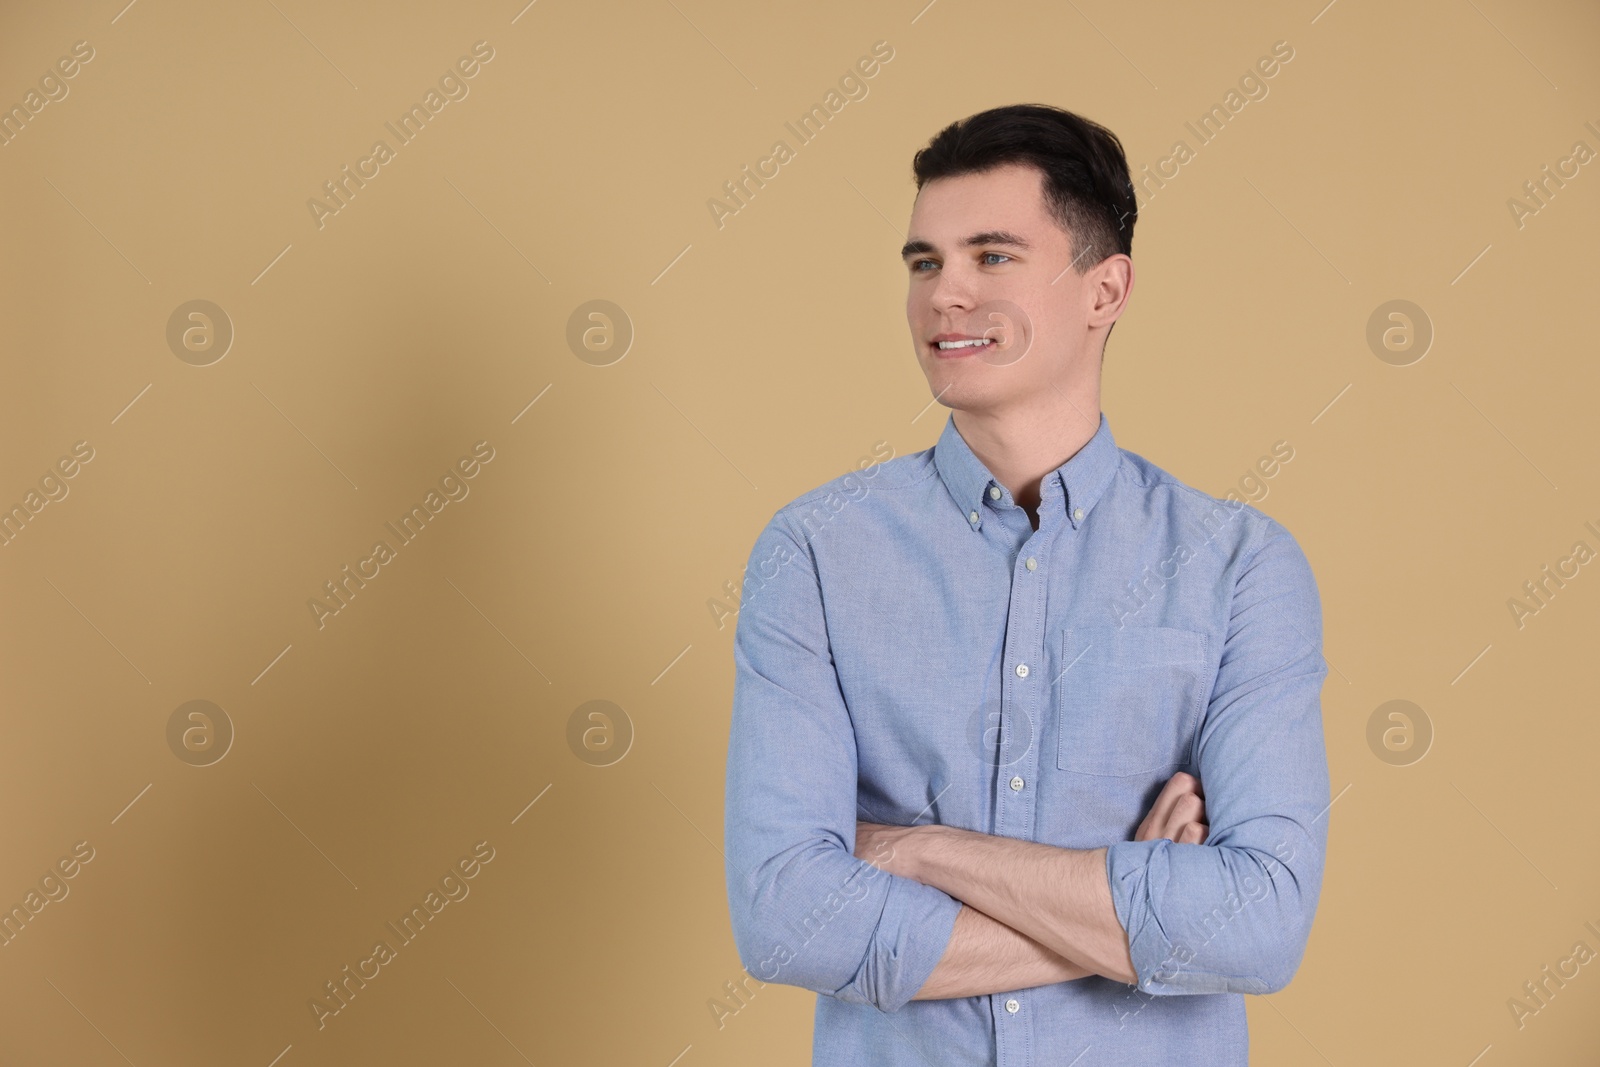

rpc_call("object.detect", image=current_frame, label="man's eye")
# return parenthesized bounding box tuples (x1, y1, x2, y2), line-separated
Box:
(909, 253, 1007, 271)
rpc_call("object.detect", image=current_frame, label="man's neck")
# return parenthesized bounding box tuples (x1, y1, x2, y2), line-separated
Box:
(952, 391, 1101, 519)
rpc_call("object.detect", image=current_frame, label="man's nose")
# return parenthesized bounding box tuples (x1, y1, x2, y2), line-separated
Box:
(928, 267, 977, 315)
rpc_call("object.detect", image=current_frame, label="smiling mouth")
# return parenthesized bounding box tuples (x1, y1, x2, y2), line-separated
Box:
(931, 337, 999, 358)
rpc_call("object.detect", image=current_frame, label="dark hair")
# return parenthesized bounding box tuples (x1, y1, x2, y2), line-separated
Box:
(910, 103, 1137, 273)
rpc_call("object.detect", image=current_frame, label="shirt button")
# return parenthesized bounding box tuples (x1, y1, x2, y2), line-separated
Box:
(969, 510, 980, 524)
(1010, 775, 1024, 791)
(1015, 663, 1029, 678)
(1025, 557, 1037, 571)
(1005, 998, 1020, 1013)
(1073, 507, 1085, 522)
(989, 485, 1001, 500)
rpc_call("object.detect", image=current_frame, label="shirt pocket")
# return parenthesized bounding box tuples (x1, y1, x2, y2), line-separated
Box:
(1056, 625, 1209, 777)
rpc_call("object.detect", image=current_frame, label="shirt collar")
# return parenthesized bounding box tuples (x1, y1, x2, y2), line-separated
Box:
(932, 409, 1120, 531)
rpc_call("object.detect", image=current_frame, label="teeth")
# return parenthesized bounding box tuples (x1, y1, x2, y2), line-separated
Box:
(937, 338, 994, 349)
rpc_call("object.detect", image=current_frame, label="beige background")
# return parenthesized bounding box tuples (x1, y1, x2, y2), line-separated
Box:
(1, 0, 1598, 1063)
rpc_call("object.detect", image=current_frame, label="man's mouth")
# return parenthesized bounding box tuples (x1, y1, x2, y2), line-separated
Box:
(930, 336, 999, 358)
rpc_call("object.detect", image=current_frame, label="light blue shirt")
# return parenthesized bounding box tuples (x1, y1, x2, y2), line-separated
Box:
(723, 410, 1331, 1065)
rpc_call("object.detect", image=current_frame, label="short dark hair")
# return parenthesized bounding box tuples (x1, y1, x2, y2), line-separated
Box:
(910, 103, 1137, 274)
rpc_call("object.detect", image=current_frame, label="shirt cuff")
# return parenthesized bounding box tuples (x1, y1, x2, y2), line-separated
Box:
(842, 874, 964, 1012)
(1105, 839, 1270, 996)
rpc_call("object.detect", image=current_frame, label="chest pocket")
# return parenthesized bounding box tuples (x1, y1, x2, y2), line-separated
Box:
(1056, 625, 1210, 777)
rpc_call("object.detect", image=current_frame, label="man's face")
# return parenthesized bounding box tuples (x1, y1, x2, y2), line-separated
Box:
(902, 162, 1119, 415)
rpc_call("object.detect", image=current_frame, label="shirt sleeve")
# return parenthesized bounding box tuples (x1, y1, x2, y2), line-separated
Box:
(723, 511, 964, 1013)
(1104, 514, 1331, 995)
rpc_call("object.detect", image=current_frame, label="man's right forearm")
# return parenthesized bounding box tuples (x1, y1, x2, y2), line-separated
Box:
(911, 903, 1093, 1000)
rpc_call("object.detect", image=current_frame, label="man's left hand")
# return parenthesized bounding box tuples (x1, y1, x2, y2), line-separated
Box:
(1135, 771, 1208, 844)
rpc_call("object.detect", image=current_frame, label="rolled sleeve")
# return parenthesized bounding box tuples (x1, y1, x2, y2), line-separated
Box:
(724, 513, 962, 1012)
(1105, 516, 1331, 996)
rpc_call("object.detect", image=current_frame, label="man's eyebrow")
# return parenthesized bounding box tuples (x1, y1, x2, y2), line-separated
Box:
(899, 230, 1033, 259)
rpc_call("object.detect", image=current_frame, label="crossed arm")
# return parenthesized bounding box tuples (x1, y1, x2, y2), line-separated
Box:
(727, 516, 1329, 1010)
(855, 773, 1210, 1000)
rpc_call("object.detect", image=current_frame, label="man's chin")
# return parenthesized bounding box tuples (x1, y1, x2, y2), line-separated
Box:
(923, 374, 998, 412)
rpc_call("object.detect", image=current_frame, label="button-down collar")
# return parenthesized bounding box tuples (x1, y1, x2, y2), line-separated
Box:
(932, 409, 1121, 531)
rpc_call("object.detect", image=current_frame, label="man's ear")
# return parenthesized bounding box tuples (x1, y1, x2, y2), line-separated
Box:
(1088, 254, 1139, 329)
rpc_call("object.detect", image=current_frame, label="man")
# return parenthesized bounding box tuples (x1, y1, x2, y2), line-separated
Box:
(723, 103, 1330, 1066)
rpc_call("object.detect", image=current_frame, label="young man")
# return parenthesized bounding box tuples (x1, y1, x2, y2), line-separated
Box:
(724, 104, 1330, 1066)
